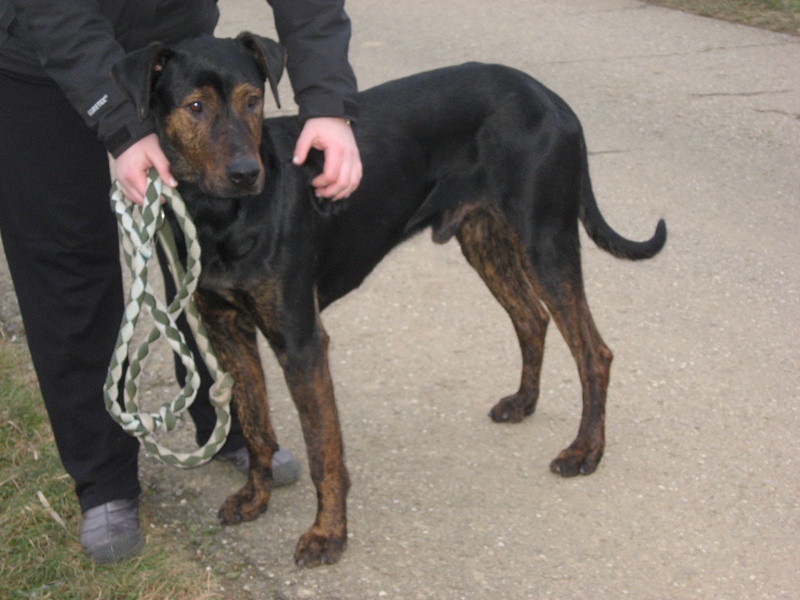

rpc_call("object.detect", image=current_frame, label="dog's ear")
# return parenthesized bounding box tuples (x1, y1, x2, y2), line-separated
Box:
(111, 42, 173, 121)
(236, 32, 286, 109)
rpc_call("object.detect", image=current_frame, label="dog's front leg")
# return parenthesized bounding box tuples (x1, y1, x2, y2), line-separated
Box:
(272, 317, 350, 567)
(194, 290, 278, 524)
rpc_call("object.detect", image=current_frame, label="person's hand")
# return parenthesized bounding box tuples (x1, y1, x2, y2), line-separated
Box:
(293, 117, 362, 200)
(115, 133, 176, 205)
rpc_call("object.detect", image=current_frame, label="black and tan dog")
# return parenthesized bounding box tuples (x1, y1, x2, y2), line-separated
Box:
(113, 32, 666, 566)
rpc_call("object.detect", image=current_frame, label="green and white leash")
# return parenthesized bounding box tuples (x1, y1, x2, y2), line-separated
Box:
(104, 169, 234, 468)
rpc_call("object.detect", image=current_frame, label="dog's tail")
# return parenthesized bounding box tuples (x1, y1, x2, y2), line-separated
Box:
(579, 152, 666, 260)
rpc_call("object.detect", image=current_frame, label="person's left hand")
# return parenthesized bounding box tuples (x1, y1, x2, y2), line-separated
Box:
(115, 133, 176, 205)
(292, 117, 362, 200)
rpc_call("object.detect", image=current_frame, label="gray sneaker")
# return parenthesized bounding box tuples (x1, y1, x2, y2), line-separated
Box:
(80, 498, 144, 565)
(214, 445, 301, 486)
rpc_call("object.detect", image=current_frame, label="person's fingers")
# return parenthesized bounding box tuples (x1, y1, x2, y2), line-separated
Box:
(114, 134, 174, 205)
(335, 155, 363, 199)
(151, 151, 177, 189)
(116, 160, 148, 205)
(292, 127, 313, 167)
(312, 153, 360, 200)
(311, 144, 344, 191)
(348, 156, 363, 196)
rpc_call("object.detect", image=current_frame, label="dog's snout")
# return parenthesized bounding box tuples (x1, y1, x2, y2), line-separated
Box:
(227, 157, 261, 189)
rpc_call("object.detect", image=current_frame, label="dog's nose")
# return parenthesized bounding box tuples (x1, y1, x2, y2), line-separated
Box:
(226, 158, 260, 189)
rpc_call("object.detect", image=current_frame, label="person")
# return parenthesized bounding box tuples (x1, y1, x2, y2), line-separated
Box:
(0, 0, 362, 565)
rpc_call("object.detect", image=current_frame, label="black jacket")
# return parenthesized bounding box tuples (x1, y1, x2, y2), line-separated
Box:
(0, 0, 358, 156)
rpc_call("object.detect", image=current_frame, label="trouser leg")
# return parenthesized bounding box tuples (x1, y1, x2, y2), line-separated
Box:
(0, 73, 140, 512)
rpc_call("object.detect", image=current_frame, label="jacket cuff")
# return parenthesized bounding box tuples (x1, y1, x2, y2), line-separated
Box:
(104, 113, 155, 158)
(296, 90, 358, 124)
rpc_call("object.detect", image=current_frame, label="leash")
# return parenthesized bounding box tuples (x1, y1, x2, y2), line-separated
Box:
(105, 169, 234, 468)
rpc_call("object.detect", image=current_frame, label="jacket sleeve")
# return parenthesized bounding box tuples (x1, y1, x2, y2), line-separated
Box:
(7, 0, 153, 157)
(0, 0, 16, 49)
(267, 0, 359, 123)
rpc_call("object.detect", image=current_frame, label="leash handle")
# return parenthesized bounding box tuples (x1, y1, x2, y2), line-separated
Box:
(105, 169, 234, 468)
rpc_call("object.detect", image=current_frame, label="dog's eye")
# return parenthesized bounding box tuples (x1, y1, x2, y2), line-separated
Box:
(247, 95, 262, 109)
(187, 101, 203, 114)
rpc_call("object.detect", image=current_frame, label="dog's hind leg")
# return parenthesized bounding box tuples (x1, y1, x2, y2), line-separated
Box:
(524, 225, 613, 477)
(193, 290, 278, 524)
(456, 208, 551, 423)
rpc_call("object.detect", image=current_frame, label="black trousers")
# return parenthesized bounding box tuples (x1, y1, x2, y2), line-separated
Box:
(0, 71, 243, 512)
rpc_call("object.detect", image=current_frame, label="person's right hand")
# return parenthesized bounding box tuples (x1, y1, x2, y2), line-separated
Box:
(292, 117, 362, 200)
(114, 133, 176, 205)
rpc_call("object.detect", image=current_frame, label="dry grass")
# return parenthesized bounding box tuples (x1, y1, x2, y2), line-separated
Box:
(644, 0, 800, 34)
(0, 341, 222, 600)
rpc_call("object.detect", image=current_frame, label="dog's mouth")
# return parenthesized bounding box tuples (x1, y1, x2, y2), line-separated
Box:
(202, 170, 266, 198)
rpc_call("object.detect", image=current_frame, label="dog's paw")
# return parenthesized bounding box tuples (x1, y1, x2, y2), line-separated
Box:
(217, 483, 270, 525)
(294, 527, 347, 568)
(549, 440, 603, 477)
(489, 392, 537, 423)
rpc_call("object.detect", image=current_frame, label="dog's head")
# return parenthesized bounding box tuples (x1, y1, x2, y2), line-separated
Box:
(112, 32, 285, 197)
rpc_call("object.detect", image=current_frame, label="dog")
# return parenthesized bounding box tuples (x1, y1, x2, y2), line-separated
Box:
(112, 32, 667, 567)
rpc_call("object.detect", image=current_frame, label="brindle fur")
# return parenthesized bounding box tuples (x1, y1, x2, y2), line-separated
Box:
(112, 32, 666, 567)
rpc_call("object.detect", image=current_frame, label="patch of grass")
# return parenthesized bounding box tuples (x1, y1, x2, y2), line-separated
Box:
(0, 341, 220, 599)
(644, 0, 800, 34)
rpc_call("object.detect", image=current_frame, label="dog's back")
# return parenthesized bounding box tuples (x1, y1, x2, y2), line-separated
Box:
(314, 62, 664, 307)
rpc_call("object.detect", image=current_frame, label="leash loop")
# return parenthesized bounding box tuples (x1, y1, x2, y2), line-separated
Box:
(105, 169, 234, 468)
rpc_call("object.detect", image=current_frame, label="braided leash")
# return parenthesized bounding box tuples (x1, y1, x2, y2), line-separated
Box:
(105, 169, 234, 467)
